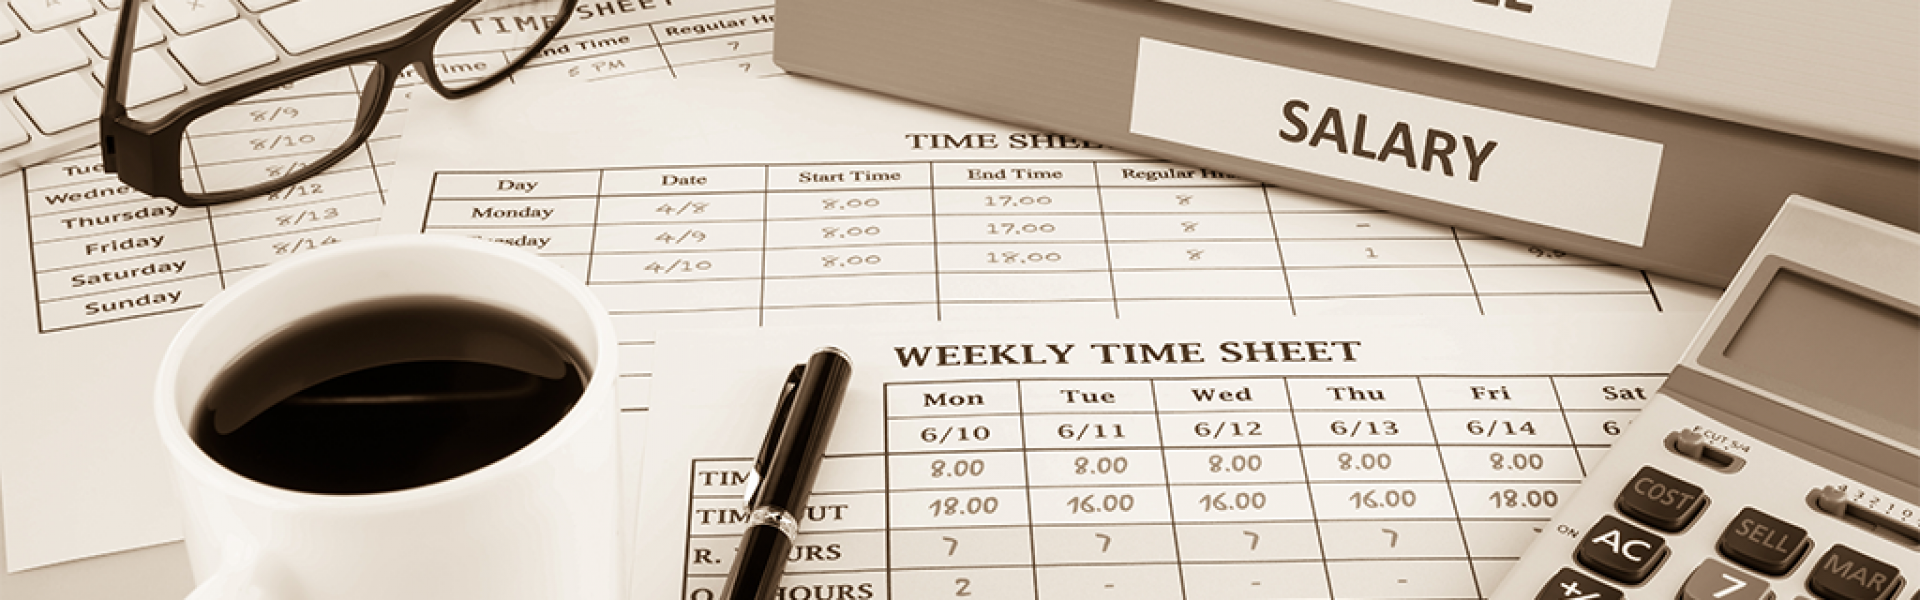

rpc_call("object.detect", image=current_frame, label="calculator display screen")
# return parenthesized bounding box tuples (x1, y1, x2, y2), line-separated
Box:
(1722, 269, 1920, 444)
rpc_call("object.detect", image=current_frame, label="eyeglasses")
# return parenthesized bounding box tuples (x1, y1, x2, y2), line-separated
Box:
(99, 0, 576, 207)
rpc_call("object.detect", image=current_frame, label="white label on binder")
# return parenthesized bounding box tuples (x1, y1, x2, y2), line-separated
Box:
(1130, 38, 1664, 247)
(1337, 0, 1672, 68)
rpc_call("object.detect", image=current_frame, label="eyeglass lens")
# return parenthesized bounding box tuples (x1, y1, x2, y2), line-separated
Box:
(165, 0, 569, 197)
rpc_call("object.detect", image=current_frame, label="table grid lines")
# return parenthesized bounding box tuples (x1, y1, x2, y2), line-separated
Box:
(678, 373, 1656, 599)
(422, 159, 1672, 333)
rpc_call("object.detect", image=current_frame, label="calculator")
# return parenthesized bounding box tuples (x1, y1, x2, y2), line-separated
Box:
(1490, 196, 1919, 600)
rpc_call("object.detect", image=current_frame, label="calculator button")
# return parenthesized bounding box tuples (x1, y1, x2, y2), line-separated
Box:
(1535, 567, 1623, 600)
(1807, 544, 1903, 600)
(1577, 515, 1671, 584)
(1720, 507, 1812, 576)
(1684, 558, 1774, 600)
(1616, 466, 1708, 531)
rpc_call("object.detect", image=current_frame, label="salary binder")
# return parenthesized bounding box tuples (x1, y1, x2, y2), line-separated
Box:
(1157, 0, 1920, 161)
(772, 0, 1919, 288)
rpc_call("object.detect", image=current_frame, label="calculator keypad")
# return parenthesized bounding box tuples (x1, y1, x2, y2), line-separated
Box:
(1721, 507, 1812, 576)
(1577, 514, 1671, 584)
(1495, 396, 1920, 600)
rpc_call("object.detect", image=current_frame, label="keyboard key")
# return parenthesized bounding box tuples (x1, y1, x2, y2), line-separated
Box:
(10, 0, 94, 31)
(154, 0, 238, 35)
(1808, 545, 1902, 600)
(1720, 507, 1812, 576)
(237, 0, 292, 11)
(78, 6, 167, 56)
(14, 71, 100, 134)
(91, 48, 185, 108)
(257, 0, 448, 54)
(1617, 466, 1709, 532)
(1536, 567, 1623, 600)
(0, 30, 89, 91)
(1684, 558, 1773, 600)
(1577, 514, 1671, 584)
(0, 11, 18, 40)
(0, 108, 29, 150)
(168, 19, 276, 83)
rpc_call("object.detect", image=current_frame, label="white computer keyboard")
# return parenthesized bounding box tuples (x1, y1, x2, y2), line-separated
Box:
(0, 0, 448, 173)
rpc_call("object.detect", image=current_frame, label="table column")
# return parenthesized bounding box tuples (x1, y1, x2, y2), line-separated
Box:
(930, 161, 1116, 321)
(760, 162, 938, 325)
(1020, 379, 1184, 599)
(885, 381, 1036, 600)
(1271, 207, 1482, 315)
(1290, 377, 1479, 599)
(1549, 376, 1660, 476)
(169, 64, 390, 285)
(588, 166, 768, 329)
(681, 455, 890, 600)
(420, 169, 603, 281)
(1152, 377, 1328, 600)
(1095, 162, 1291, 319)
(1421, 376, 1586, 591)
(25, 157, 220, 331)
(647, 6, 780, 79)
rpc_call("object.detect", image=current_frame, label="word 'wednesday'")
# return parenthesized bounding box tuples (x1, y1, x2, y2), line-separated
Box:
(1277, 99, 1498, 182)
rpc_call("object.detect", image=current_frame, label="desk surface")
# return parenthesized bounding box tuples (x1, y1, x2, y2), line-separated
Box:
(0, 492, 191, 600)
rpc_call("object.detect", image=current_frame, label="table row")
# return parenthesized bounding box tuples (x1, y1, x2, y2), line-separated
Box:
(687, 482, 1579, 530)
(887, 411, 1640, 450)
(680, 519, 1544, 572)
(420, 200, 1512, 241)
(876, 446, 1611, 489)
(680, 555, 1518, 600)
(885, 377, 1658, 413)
(428, 162, 1326, 198)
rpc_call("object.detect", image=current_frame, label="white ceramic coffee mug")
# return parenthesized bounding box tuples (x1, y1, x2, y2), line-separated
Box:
(154, 234, 621, 600)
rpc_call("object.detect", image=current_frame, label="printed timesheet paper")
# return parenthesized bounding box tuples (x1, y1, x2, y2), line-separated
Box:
(378, 75, 1719, 334)
(631, 313, 1700, 600)
(0, 0, 779, 571)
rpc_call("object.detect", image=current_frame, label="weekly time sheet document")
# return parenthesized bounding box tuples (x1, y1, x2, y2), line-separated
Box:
(635, 314, 1699, 600)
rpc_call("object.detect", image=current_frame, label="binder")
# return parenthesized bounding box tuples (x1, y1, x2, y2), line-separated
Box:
(1158, 0, 1920, 160)
(772, 0, 1919, 288)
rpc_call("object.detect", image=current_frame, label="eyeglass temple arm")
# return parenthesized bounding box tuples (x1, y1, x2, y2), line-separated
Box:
(99, 0, 143, 172)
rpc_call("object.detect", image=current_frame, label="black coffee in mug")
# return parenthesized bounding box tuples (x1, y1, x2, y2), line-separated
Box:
(191, 296, 588, 494)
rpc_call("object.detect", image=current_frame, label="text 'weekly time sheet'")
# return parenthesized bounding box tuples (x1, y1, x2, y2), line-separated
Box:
(636, 314, 1698, 600)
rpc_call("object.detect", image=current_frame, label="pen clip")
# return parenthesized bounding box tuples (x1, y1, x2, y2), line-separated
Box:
(743, 364, 805, 510)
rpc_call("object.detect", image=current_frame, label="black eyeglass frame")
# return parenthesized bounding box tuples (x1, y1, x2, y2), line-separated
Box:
(100, 0, 578, 207)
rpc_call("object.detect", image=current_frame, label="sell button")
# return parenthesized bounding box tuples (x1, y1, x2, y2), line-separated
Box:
(1719, 507, 1811, 576)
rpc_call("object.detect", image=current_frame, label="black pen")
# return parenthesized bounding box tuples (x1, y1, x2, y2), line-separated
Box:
(722, 347, 854, 600)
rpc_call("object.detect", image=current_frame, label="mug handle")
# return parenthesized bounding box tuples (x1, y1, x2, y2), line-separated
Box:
(186, 534, 279, 600)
